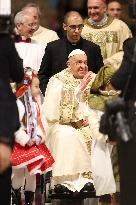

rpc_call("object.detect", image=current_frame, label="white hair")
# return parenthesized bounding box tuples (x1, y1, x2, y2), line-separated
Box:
(14, 11, 32, 25)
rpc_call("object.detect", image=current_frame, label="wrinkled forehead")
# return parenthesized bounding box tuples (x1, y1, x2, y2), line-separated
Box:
(88, 0, 106, 7)
(23, 15, 36, 23)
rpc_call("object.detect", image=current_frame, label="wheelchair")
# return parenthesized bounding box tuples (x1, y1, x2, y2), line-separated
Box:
(41, 171, 112, 204)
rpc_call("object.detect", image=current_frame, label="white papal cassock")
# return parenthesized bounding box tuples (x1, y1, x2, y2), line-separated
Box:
(42, 68, 116, 195)
(42, 68, 93, 192)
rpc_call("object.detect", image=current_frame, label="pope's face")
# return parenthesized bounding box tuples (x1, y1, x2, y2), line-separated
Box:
(87, 0, 107, 22)
(69, 54, 88, 79)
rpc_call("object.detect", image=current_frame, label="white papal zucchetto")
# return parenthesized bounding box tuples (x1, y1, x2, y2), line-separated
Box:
(68, 49, 86, 59)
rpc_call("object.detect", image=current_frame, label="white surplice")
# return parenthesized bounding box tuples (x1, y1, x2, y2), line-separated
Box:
(15, 40, 46, 72)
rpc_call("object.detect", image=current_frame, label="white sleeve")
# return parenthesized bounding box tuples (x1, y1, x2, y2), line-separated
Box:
(75, 74, 96, 118)
(15, 125, 30, 146)
(42, 77, 63, 123)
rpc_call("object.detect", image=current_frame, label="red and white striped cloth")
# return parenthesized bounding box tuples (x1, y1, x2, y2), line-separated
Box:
(11, 143, 54, 175)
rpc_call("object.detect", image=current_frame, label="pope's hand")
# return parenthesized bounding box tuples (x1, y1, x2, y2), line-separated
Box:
(0, 143, 12, 173)
(80, 71, 94, 91)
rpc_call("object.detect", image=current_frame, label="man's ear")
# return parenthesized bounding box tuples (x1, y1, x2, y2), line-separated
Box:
(67, 60, 70, 67)
(104, 7, 107, 13)
(103, 4, 107, 13)
(63, 23, 67, 31)
(16, 23, 21, 32)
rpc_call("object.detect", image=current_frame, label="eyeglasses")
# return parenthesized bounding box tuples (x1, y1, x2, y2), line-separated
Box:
(22, 22, 37, 28)
(67, 24, 84, 30)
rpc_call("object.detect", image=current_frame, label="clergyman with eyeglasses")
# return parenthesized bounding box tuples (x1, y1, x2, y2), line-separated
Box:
(13, 10, 46, 72)
(38, 11, 104, 95)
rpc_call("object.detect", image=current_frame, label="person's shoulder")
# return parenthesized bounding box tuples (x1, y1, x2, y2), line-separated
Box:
(113, 18, 126, 24)
(120, 37, 136, 59)
(40, 26, 57, 34)
(46, 38, 65, 48)
(112, 18, 129, 28)
(38, 26, 54, 33)
(123, 37, 136, 50)
(48, 70, 65, 85)
(81, 37, 100, 49)
(38, 26, 59, 39)
(109, 18, 131, 36)
(83, 18, 91, 27)
(53, 68, 66, 77)
(124, 37, 136, 44)
(49, 69, 66, 82)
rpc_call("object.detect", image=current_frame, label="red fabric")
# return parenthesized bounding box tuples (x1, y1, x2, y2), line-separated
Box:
(16, 38, 31, 43)
(11, 143, 54, 174)
(15, 73, 38, 98)
(15, 84, 29, 98)
(36, 102, 46, 136)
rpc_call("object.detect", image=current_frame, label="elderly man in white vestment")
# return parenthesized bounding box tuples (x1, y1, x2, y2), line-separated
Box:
(42, 49, 116, 196)
(21, 3, 59, 45)
(14, 11, 46, 72)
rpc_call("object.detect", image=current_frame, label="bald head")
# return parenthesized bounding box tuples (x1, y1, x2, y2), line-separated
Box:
(64, 11, 83, 24)
(88, 0, 106, 7)
(87, 0, 107, 22)
(88, 0, 106, 4)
